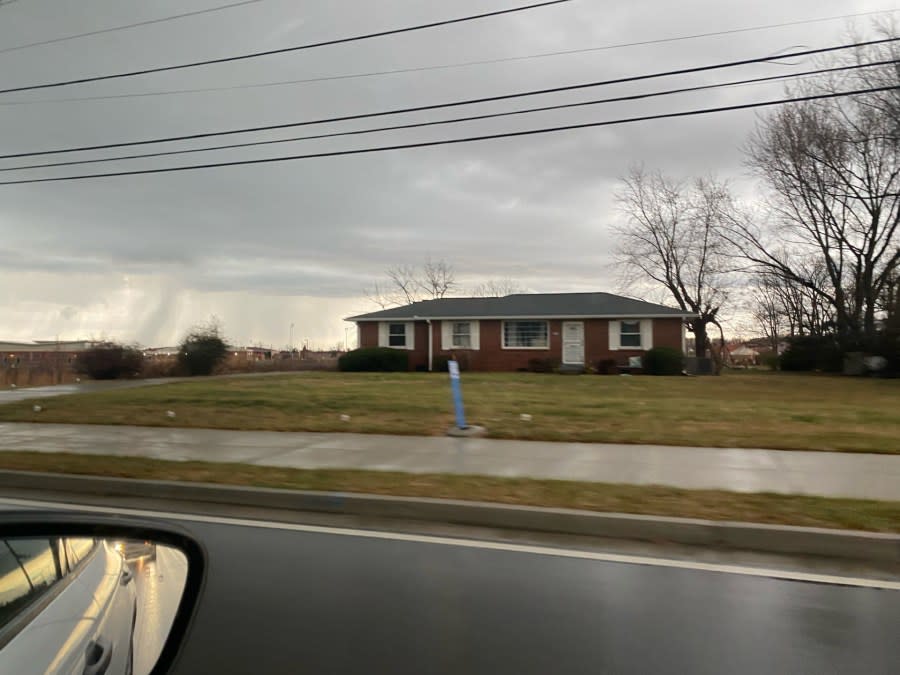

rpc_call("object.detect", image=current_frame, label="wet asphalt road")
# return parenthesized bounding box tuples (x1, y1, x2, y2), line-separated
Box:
(131, 545, 188, 675)
(168, 519, 899, 675)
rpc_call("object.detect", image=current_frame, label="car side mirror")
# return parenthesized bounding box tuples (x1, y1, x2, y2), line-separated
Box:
(0, 513, 204, 675)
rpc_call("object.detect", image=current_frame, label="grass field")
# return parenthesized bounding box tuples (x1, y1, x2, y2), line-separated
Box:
(1, 451, 897, 532)
(1, 371, 898, 453)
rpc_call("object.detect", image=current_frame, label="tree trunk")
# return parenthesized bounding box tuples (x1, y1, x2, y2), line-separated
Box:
(693, 322, 708, 358)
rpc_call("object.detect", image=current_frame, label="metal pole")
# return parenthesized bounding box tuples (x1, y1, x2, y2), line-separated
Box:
(448, 358, 467, 429)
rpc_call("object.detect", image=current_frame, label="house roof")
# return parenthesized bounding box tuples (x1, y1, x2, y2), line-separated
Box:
(348, 292, 696, 321)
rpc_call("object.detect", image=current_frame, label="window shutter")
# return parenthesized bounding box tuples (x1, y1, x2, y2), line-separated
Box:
(441, 321, 452, 350)
(378, 322, 388, 347)
(470, 321, 480, 350)
(608, 321, 620, 351)
(641, 319, 653, 350)
(405, 322, 415, 350)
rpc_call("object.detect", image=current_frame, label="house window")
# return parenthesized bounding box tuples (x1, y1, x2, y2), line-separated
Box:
(451, 322, 471, 348)
(503, 321, 549, 348)
(620, 321, 641, 348)
(388, 323, 407, 347)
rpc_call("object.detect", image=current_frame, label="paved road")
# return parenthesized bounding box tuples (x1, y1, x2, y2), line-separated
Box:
(2, 422, 898, 499)
(191, 523, 898, 675)
(2, 496, 895, 674)
(0, 372, 305, 405)
(0, 379, 178, 404)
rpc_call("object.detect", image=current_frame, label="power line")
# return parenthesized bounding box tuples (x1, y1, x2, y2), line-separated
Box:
(2, 37, 896, 160)
(0, 1, 265, 55)
(1, 85, 895, 186)
(5, 60, 895, 173)
(2, 7, 895, 107)
(0, 1, 571, 95)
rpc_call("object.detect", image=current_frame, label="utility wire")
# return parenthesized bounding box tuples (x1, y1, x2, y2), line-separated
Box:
(5, 59, 894, 173)
(1, 85, 896, 186)
(0, 1, 264, 55)
(2, 37, 896, 160)
(1, 7, 894, 106)
(0, 1, 571, 95)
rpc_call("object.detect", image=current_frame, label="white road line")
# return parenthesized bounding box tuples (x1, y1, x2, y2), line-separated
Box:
(1, 496, 897, 590)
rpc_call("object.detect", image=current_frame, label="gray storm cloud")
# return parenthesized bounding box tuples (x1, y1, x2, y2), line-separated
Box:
(0, 0, 890, 345)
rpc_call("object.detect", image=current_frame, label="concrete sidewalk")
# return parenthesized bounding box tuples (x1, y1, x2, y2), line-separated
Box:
(0, 422, 897, 500)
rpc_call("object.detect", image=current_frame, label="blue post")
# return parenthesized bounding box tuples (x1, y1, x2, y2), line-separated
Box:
(448, 359, 467, 429)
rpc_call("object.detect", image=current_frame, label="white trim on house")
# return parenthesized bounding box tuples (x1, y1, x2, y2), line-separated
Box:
(440, 320, 480, 350)
(427, 320, 433, 371)
(377, 321, 415, 350)
(501, 320, 550, 350)
(608, 319, 653, 351)
(641, 320, 654, 350)
(608, 321, 619, 351)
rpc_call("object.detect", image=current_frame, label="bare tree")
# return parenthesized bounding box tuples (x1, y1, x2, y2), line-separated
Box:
(751, 276, 785, 355)
(470, 278, 524, 297)
(421, 258, 456, 299)
(614, 166, 735, 361)
(365, 281, 399, 309)
(852, 18, 900, 141)
(749, 265, 836, 353)
(387, 264, 422, 304)
(723, 34, 900, 349)
(879, 264, 900, 323)
(365, 258, 458, 308)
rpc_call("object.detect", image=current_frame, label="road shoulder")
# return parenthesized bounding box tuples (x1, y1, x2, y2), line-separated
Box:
(2, 469, 897, 569)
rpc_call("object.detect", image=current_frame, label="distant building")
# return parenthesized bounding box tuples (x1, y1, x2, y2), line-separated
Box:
(228, 346, 274, 362)
(0, 340, 98, 367)
(142, 346, 180, 361)
(729, 344, 760, 366)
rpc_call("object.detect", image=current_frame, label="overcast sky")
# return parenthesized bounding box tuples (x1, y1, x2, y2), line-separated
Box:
(0, 0, 893, 348)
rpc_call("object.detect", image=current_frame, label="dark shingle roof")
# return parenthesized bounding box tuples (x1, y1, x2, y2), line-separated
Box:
(348, 292, 695, 321)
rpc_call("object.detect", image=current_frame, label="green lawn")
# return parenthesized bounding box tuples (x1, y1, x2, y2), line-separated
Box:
(0, 451, 897, 532)
(1, 371, 898, 453)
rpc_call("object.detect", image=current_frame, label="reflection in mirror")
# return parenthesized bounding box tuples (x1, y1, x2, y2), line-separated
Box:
(0, 536, 188, 675)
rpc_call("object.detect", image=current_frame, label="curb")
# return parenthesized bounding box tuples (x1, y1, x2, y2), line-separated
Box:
(0, 470, 897, 563)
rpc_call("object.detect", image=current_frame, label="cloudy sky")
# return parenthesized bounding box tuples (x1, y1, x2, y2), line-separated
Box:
(0, 0, 894, 348)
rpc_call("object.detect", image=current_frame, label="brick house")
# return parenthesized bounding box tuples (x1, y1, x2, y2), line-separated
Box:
(347, 292, 695, 372)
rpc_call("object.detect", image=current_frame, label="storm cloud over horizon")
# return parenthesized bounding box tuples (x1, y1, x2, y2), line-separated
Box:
(0, 0, 893, 347)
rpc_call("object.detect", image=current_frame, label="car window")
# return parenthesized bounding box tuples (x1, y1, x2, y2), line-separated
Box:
(64, 538, 95, 568)
(0, 540, 59, 629)
(0, 544, 34, 628)
(5, 540, 61, 591)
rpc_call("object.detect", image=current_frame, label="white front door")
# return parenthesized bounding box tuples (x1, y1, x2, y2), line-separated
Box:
(562, 321, 585, 365)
